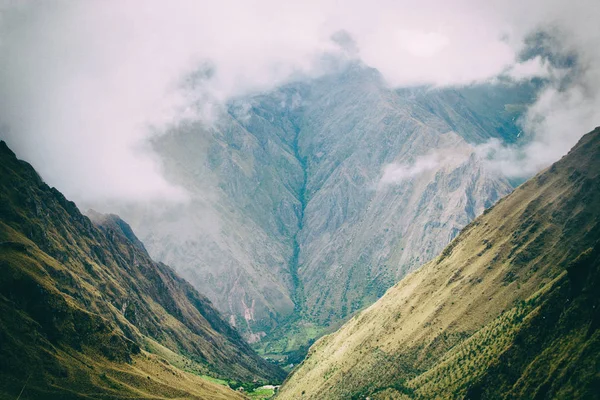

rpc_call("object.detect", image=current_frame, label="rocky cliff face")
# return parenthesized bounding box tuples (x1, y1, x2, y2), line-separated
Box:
(118, 64, 536, 352)
(0, 141, 283, 399)
(277, 127, 600, 399)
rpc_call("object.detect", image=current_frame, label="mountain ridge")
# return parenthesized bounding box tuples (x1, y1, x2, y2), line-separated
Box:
(118, 66, 534, 358)
(277, 126, 600, 399)
(0, 140, 283, 399)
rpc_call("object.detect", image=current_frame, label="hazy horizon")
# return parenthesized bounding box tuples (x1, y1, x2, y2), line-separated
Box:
(0, 0, 599, 210)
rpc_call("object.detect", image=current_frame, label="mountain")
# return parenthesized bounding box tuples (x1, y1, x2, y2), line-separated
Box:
(0, 141, 283, 399)
(117, 64, 537, 357)
(277, 127, 600, 399)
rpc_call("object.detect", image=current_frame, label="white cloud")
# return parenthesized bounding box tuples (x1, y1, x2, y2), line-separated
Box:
(0, 0, 598, 203)
(479, 83, 600, 178)
(474, 0, 600, 178)
(505, 56, 551, 81)
(381, 154, 442, 185)
(380, 147, 472, 187)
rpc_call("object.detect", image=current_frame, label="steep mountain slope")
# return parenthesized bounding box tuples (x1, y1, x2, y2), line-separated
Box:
(125, 110, 304, 344)
(277, 127, 600, 399)
(0, 141, 283, 399)
(118, 64, 534, 353)
(288, 66, 514, 328)
(396, 80, 539, 144)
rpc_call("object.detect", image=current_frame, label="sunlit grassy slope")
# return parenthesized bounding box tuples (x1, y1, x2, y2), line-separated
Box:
(0, 141, 283, 399)
(277, 127, 600, 399)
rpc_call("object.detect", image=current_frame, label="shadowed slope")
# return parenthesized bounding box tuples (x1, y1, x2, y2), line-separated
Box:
(0, 141, 284, 399)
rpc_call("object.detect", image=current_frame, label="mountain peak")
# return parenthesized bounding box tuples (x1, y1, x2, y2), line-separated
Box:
(87, 209, 148, 254)
(0, 140, 15, 158)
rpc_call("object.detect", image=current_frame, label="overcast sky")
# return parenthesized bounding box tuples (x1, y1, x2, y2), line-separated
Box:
(0, 0, 598, 204)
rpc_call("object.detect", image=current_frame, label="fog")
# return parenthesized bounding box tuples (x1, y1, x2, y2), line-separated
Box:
(0, 0, 598, 203)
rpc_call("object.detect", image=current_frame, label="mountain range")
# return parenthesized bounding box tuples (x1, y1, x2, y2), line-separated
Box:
(115, 64, 539, 359)
(0, 140, 283, 399)
(277, 127, 600, 399)
(0, 77, 597, 400)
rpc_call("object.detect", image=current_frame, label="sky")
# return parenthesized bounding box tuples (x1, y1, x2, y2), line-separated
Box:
(0, 0, 598, 204)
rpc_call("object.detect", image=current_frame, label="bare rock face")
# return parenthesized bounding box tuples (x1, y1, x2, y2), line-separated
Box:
(118, 64, 534, 349)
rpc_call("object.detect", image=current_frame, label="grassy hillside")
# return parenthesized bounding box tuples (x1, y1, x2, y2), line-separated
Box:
(0, 141, 283, 399)
(277, 127, 600, 399)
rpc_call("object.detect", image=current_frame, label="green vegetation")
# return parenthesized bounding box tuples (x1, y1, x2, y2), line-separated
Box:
(254, 318, 327, 369)
(246, 386, 276, 399)
(0, 140, 282, 399)
(201, 375, 231, 386)
(277, 127, 600, 399)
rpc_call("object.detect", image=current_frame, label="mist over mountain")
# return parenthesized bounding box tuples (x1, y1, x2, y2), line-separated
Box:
(1, 0, 599, 207)
(112, 65, 538, 358)
(278, 126, 600, 399)
(0, 1, 599, 398)
(0, 141, 282, 398)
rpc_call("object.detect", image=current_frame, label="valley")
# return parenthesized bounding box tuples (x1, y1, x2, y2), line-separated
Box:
(2, 123, 598, 399)
(277, 127, 600, 399)
(0, 141, 283, 398)
(1, 2, 598, 399)
(115, 64, 538, 360)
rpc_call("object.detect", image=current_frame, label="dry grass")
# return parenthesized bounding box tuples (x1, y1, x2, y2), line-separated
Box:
(0, 140, 282, 399)
(277, 128, 600, 399)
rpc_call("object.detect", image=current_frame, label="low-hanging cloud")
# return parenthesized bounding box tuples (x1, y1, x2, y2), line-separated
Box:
(380, 150, 472, 187)
(477, 4, 600, 179)
(381, 155, 443, 185)
(0, 0, 598, 204)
